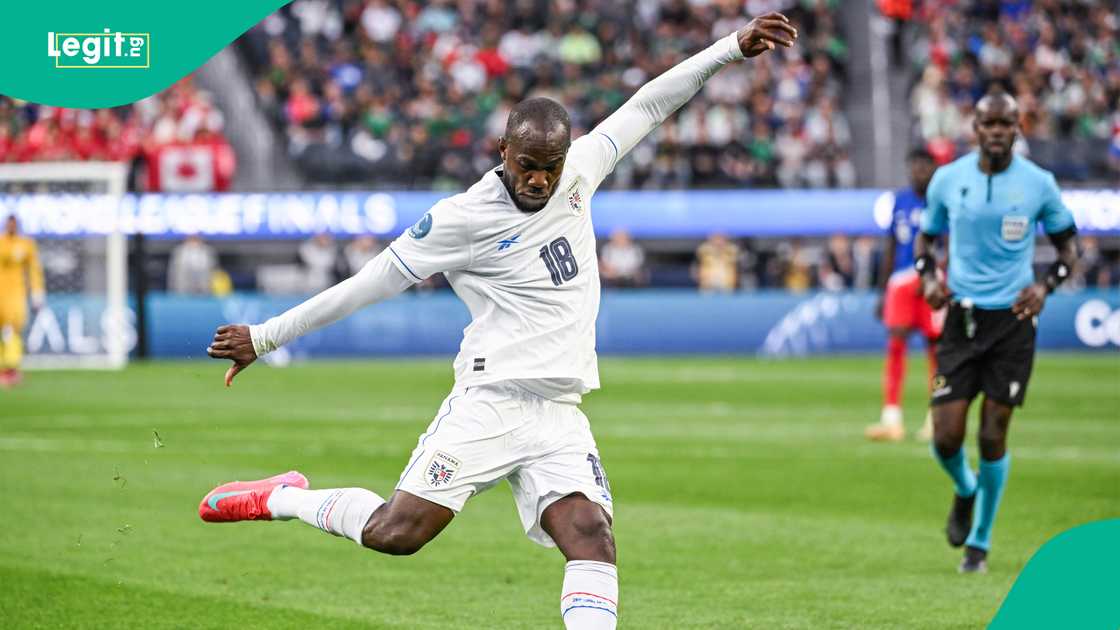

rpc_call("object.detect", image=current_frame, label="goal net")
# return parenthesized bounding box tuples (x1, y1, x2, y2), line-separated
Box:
(0, 162, 130, 369)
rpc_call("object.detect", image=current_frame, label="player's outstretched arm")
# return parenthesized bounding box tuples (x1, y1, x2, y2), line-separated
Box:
(591, 12, 796, 165)
(207, 249, 413, 386)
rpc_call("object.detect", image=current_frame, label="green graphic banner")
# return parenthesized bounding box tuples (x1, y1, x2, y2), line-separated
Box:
(0, 1, 291, 107)
(989, 519, 1120, 629)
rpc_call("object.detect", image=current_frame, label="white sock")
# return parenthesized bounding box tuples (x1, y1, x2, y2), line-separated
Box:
(267, 486, 385, 545)
(561, 560, 618, 630)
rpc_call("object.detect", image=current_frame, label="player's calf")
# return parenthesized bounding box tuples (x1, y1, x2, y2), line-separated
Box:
(360, 490, 455, 555)
(543, 495, 619, 630)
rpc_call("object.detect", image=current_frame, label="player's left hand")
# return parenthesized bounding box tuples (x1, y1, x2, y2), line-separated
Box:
(206, 324, 257, 387)
(1012, 283, 1047, 321)
(31, 292, 45, 311)
(736, 12, 798, 58)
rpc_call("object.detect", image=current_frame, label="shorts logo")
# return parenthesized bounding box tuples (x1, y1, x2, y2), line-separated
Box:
(566, 182, 585, 217)
(409, 212, 433, 239)
(932, 375, 952, 398)
(426, 451, 461, 488)
(1009, 381, 1020, 399)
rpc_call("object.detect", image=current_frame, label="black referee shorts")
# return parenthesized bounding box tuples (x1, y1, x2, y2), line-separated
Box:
(930, 302, 1038, 408)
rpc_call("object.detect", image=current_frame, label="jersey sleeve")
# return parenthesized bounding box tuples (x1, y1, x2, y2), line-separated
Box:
(886, 191, 902, 236)
(567, 132, 619, 191)
(1038, 173, 1076, 235)
(387, 200, 473, 282)
(919, 168, 949, 235)
(26, 240, 45, 299)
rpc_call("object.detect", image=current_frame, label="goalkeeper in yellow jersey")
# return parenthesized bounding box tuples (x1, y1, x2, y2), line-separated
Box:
(0, 215, 44, 388)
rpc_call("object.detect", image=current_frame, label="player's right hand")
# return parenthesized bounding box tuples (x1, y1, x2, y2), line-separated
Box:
(207, 324, 257, 387)
(736, 12, 798, 58)
(922, 277, 949, 310)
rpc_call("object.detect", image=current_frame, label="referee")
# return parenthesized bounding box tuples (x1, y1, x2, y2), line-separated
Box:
(914, 92, 1079, 574)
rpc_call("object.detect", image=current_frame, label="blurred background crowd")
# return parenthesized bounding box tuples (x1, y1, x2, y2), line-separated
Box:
(893, 0, 1119, 179)
(239, 0, 853, 189)
(2, 0, 1118, 296)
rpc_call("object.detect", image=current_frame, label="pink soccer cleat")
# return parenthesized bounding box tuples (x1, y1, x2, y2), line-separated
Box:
(199, 470, 309, 523)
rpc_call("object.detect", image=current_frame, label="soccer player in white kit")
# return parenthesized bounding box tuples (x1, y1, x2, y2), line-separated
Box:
(200, 14, 797, 629)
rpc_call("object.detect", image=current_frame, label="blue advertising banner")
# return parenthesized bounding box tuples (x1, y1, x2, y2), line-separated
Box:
(24, 290, 1120, 361)
(4, 188, 1119, 239)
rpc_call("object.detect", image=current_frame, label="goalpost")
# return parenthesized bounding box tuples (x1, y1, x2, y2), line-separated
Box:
(0, 162, 130, 369)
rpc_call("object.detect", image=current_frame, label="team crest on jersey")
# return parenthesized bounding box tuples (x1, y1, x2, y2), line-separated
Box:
(426, 450, 461, 488)
(566, 182, 585, 216)
(409, 212, 433, 239)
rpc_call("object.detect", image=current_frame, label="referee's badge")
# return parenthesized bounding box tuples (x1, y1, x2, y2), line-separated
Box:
(566, 182, 585, 217)
(426, 451, 461, 488)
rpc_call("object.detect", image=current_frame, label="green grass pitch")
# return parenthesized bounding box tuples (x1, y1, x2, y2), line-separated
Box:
(1, 354, 1116, 629)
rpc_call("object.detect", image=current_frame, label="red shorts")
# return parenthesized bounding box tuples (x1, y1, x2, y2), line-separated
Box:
(884, 270, 944, 339)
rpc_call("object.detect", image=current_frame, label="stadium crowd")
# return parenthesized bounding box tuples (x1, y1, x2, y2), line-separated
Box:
(0, 81, 236, 191)
(899, 0, 1120, 180)
(240, 0, 855, 189)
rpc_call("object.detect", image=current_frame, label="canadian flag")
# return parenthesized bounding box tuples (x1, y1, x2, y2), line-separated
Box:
(147, 141, 235, 192)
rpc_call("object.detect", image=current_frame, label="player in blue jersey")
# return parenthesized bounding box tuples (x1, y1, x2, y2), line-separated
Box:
(866, 149, 944, 443)
(914, 93, 1079, 573)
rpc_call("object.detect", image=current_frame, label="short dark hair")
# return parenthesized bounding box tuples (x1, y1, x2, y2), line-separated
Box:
(907, 147, 934, 162)
(504, 97, 571, 140)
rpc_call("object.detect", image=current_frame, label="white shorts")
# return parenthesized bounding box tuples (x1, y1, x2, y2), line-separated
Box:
(396, 382, 613, 547)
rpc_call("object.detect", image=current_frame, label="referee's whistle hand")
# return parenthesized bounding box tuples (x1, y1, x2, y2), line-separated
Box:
(1012, 284, 1047, 320)
(922, 278, 948, 310)
(206, 324, 258, 387)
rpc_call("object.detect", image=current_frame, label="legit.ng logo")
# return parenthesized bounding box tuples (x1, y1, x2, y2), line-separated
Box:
(47, 29, 150, 69)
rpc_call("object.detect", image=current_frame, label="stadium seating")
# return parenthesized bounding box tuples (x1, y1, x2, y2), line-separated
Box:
(237, 0, 854, 189)
(903, 1, 1119, 182)
(0, 79, 236, 191)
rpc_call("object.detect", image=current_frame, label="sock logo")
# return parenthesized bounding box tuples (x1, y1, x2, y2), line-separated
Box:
(426, 451, 461, 488)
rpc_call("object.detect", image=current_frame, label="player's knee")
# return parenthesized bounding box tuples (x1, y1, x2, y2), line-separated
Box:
(931, 417, 964, 456)
(570, 508, 616, 562)
(977, 422, 1007, 457)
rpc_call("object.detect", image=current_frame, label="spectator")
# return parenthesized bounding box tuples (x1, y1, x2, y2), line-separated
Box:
(907, 3, 1118, 181)
(239, 0, 852, 189)
(819, 233, 854, 291)
(599, 230, 647, 288)
(692, 233, 740, 293)
(168, 235, 218, 295)
(344, 235, 383, 276)
(299, 233, 339, 293)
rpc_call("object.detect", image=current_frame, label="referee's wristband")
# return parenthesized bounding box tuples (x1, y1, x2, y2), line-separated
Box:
(914, 254, 937, 279)
(1044, 261, 1070, 294)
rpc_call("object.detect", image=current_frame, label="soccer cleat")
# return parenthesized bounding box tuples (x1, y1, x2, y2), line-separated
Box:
(946, 492, 976, 547)
(866, 406, 905, 442)
(864, 423, 905, 441)
(958, 546, 988, 574)
(916, 411, 933, 442)
(0, 368, 20, 389)
(199, 470, 309, 523)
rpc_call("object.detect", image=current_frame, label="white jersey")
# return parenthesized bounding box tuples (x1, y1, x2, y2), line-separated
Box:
(387, 134, 620, 400)
(248, 33, 746, 405)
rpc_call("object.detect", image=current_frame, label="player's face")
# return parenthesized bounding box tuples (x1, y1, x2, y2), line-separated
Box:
(499, 126, 569, 213)
(909, 158, 935, 195)
(4, 216, 16, 235)
(974, 105, 1018, 161)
